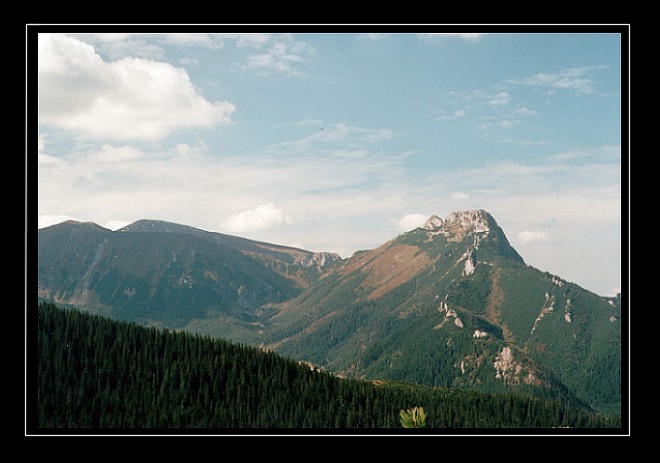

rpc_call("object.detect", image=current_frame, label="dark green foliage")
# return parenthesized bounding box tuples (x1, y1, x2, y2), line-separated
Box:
(36, 303, 619, 429)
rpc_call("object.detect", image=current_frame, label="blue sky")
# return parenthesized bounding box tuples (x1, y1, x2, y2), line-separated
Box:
(37, 30, 623, 296)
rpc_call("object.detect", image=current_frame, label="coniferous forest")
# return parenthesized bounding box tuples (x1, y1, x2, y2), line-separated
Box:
(35, 303, 620, 431)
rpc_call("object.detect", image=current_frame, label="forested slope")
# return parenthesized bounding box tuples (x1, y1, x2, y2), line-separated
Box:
(35, 303, 619, 430)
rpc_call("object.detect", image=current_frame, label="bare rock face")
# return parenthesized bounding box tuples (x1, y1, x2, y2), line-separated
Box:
(420, 209, 492, 239)
(444, 210, 492, 232)
(421, 215, 443, 230)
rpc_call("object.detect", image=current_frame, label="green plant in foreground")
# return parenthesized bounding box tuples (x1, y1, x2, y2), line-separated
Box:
(400, 407, 427, 428)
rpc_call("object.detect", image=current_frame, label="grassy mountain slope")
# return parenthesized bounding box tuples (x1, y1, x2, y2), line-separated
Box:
(120, 219, 341, 287)
(38, 221, 300, 328)
(254, 211, 620, 412)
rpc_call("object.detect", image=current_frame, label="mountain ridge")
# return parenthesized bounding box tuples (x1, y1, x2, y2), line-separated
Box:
(37, 210, 621, 412)
(118, 218, 342, 273)
(240, 209, 620, 412)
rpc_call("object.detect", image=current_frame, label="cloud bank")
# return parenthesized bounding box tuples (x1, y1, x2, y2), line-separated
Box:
(38, 34, 235, 141)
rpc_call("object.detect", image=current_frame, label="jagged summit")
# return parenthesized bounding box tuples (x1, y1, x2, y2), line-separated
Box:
(416, 210, 524, 264)
(444, 209, 493, 231)
(421, 210, 494, 232)
(422, 215, 443, 230)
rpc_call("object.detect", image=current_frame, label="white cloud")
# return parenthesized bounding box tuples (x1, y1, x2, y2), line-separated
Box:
(512, 107, 537, 117)
(266, 122, 393, 153)
(436, 109, 466, 122)
(418, 33, 486, 42)
(509, 65, 609, 94)
(548, 145, 621, 162)
(441, 90, 535, 138)
(36, 123, 408, 256)
(517, 230, 552, 245)
(450, 192, 470, 201)
(245, 35, 315, 75)
(93, 144, 144, 163)
(398, 213, 429, 231)
(489, 91, 511, 106)
(220, 204, 293, 233)
(73, 33, 166, 60)
(38, 34, 235, 141)
(74, 33, 273, 60)
(498, 119, 519, 129)
(39, 153, 65, 166)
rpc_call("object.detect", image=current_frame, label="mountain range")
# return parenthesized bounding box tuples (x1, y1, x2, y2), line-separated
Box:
(37, 210, 621, 413)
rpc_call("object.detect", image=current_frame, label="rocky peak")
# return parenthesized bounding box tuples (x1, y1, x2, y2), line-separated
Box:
(420, 210, 494, 235)
(443, 210, 492, 234)
(421, 215, 444, 230)
(416, 209, 523, 263)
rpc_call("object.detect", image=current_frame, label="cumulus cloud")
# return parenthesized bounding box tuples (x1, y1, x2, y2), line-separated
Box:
(220, 204, 293, 233)
(38, 34, 235, 141)
(517, 230, 552, 245)
(398, 213, 429, 232)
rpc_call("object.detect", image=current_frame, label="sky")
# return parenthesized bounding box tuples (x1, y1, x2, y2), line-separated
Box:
(35, 29, 624, 296)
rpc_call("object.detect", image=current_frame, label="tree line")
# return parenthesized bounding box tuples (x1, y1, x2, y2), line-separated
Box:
(35, 302, 620, 430)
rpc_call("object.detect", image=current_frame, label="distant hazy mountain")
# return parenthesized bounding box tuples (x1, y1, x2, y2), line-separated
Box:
(38, 220, 337, 329)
